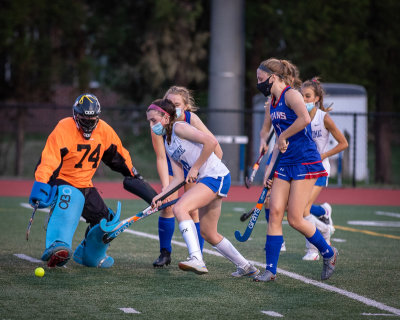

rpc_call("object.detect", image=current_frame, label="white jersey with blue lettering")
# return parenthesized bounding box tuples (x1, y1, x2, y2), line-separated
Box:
(311, 109, 330, 176)
(164, 122, 229, 179)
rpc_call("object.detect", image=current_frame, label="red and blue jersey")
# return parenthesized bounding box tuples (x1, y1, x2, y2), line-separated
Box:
(270, 86, 322, 166)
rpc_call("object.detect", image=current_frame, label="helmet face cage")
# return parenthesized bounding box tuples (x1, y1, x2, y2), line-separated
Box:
(73, 94, 101, 139)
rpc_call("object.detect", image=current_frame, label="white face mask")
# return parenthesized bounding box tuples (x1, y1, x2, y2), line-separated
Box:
(175, 108, 182, 119)
(305, 102, 315, 112)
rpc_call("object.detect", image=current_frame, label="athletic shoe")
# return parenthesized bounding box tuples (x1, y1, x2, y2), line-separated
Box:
(321, 247, 338, 280)
(153, 248, 171, 268)
(47, 249, 71, 268)
(253, 269, 276, 282)
(320, 202, 335, 234)
(178, 256, 208, 275)
(231, 263, 260, 278)
(302, 250, 320, 261)
(42, 241, 72, 268)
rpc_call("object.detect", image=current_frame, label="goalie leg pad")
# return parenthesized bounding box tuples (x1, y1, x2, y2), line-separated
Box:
(73, 207, 120, 268)
(42, 185, 84, 265)
(73, 224, 113, 268)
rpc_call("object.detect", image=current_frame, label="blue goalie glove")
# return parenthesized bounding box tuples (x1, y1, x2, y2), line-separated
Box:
(29, 181, 57, 208)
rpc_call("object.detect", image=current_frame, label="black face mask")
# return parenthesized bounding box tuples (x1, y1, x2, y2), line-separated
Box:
(257, 76, 272, 97)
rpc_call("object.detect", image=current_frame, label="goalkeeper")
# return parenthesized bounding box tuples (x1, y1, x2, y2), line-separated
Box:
(29, 94, 156, 268)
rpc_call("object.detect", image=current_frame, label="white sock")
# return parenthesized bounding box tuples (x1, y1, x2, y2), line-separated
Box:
(213, 237, 248, 269)
(179, 220, 202, 261)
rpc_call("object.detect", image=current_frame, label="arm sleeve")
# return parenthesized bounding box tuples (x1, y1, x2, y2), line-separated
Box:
(34, 125, 69, 183)
(101, 125, 134, 177)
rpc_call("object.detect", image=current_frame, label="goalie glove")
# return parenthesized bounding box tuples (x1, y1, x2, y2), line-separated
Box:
(29, 181, 57, 208)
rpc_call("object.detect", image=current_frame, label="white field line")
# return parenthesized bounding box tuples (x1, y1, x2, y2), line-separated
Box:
(261, 310, 284, 317)
(124, 229, 400, 316)
(20, 202, 50, 213)
(361, 313, 397, 317)
(18, 203, 400, 316)
(119, 308, 141, 314)
(375, 211, 400, 219)
(347, 221, 400, 227)
(13, 253, 43, 263)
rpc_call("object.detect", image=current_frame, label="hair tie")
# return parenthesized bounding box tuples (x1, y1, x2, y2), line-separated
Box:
(147, 104, 171, 117)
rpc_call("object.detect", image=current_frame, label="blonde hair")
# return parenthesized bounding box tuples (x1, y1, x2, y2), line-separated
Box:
(301, 77, 332, 112)
(163, 86, 198, 112)
(259, 58, 301, 88)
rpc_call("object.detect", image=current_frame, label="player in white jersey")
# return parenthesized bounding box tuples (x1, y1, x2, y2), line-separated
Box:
(151, 86, 223, 268)
(146, 98, 259, 277)
(301, 77, 348, 260)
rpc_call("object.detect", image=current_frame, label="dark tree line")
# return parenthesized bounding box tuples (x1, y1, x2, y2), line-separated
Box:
(0, 0, 399, 182)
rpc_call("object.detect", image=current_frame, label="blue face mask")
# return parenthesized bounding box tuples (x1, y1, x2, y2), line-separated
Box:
(151, 122, 166, 136)
(305, 102, 315, 112)
(175, 108, 182, 119)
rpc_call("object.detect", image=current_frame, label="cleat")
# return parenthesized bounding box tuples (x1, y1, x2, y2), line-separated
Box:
(178, 256, 208, 275)
(42, 241, 72, 268)
(320, 202, 335, 234)
(47, 249, 71, 268)
(321, 247, 338, 280)
(253, 269, 276, 282)
(302, 250, 320, 261)
(153, 248, 171, 268)
(231, 263, 260, 278)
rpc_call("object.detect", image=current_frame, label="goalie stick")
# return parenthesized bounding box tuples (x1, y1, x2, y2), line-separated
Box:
(25, 185, 57, 241)
(25, 202, 39, 241)
(235, 151, 282, 242)
(100, 180, 186, 243)
(245, 129, 275, 189)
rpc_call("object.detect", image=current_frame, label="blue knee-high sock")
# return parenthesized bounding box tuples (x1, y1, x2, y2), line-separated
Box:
(265, 235, 284, 275)
(310, 204, 326, 217)
(158, 217, 175, 253)
(307, 229, 333, 258)
(265, 208, 270, 223)
(195, 222, 204, 252)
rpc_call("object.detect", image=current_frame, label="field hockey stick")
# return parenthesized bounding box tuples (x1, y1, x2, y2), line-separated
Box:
(26, 202, 39, 241)
(25, 185, 57, 241)
(100, 180, 186, 241)
(245, 129, 274, 189)
(102, 198, 180, 243)
(234, 152, 282, 242)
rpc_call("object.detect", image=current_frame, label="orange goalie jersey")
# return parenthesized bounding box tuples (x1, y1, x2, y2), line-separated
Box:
(35, 117, 134, 188)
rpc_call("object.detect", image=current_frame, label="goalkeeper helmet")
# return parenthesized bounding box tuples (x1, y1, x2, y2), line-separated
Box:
(73, 94, 101, 139)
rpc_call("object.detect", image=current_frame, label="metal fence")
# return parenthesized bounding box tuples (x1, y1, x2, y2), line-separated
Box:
(0, 103, 399, 187)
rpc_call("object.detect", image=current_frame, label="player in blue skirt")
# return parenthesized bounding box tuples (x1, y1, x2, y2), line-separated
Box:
(147, 98, 259, 277)
(253, 58, 338, 282)
(150, 86, 223, 267)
